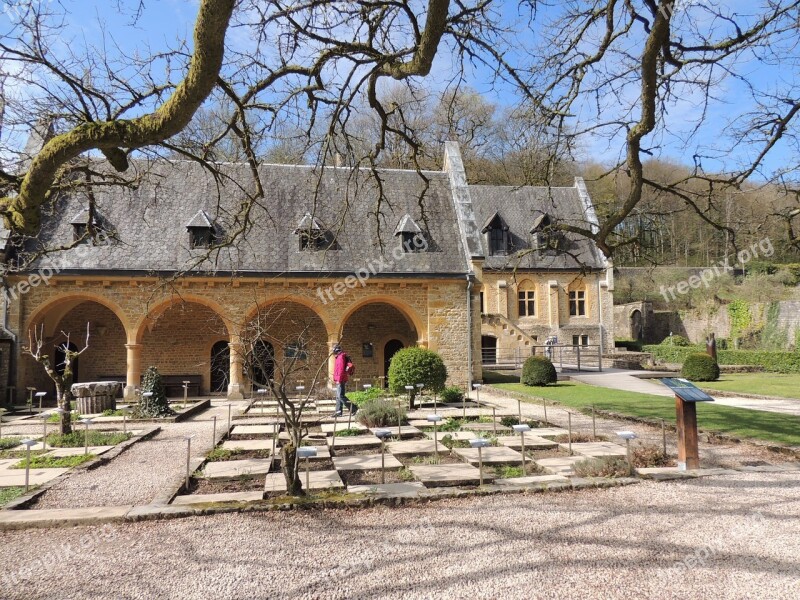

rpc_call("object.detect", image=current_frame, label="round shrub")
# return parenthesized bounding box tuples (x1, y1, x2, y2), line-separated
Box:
(521, 355, 557, 386)
(440, 386, 464, 404)
(681, 353, 720, 382)
(388, 347, 447, 404)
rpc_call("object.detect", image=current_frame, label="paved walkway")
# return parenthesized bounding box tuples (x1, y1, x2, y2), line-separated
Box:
(569, 369, 800, 417)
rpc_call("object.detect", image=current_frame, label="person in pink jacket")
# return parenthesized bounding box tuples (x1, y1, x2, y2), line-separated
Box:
(333, 344, 357, 416)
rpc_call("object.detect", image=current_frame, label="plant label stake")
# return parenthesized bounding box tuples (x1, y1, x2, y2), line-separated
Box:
(20, 439, 36, 492)
(592, 405, 596, 440)
(568, 412, 573, 455)
(517, 398, 522, 423)
(227, 403, 232, 435)
(182, 381, 190, 408)
(375, 430, 391, 484)
(212, 416, 217, 447)
(662, 419, 667, 456)
(331, 413, 338, 451)
(512, 424, 531, 474)
(184, 435, 194, 491)
(470, 439, 490, 486)
(617, 431, 637, 476)
(542, 397, 547, 423)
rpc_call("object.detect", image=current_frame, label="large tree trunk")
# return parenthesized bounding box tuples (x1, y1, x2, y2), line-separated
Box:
(281, 442, 304, 496)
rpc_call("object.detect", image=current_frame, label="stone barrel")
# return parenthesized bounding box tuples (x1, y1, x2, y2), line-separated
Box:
(71, 381, 122, 414)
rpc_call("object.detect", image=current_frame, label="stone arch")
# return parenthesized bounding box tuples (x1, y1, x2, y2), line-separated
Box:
(339, 300, 420, 384)
(242, 295, 334, 340)
(337, 295, 426, 342)
(133, 294, 231, 344)
(22, 295, 130, 395)
(26, 292, 132, 341)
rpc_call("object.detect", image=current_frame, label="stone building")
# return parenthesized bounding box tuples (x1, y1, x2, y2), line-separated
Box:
(0, 142, 612, 403)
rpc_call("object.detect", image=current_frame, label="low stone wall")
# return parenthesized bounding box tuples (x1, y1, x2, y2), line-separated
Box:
(71, 381, 122, 414)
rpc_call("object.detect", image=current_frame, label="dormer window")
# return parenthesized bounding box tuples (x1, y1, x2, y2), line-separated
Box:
(481, 212, 509, 256)
(394, 215, 427, 252)
(295, 212, 330, 252)
(186, 210, 215, 249)
(70, 209, 99, 243)
(531, 213, 561, 252)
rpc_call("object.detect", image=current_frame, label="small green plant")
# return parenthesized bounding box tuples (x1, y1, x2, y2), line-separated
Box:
(206, 447, 244, 461)
(13, 454, 95, 469)
(681, 352, 720, 381)
(397, 467, 416, 482)
(334, 428, 364, 437)
(0, 487, 28, 507)
(357, 399, 405, 428)
(438, 418, 463, 432)
(0, 438, 22, 450)
(440, 434, 470, 449)
(440, 386, 464, 404)
(101, 409, 126, 417)
(46, 431, 131, 448)
(47, 411, 78, 424)
(498, 465, 524, 479)
(572, 456, 630, 478)
(388, 347, 448, 405)
(347, 386, 384, 406)
(521, 355, 557, 386)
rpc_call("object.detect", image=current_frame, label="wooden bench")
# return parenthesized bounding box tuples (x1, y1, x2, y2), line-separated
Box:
(162, 375, 202, 398)
(97, 374, 202, 398)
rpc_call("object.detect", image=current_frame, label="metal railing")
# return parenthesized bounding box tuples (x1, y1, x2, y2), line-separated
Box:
(482, 344, 602, 372)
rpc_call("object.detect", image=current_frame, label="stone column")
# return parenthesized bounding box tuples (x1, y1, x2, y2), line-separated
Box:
(327, 338, 338, 389)
(124, 343, 142, 401)
(227, 335, 245, 400)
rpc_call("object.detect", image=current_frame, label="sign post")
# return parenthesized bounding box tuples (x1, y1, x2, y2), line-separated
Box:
(659, 378, 715, 471)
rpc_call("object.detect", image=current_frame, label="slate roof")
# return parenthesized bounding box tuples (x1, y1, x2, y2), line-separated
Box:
(21, 160, 469, 276)
(469, 184, 605, 270)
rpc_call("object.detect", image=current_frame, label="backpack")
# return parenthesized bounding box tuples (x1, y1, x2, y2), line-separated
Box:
(344, 354, 355, 375)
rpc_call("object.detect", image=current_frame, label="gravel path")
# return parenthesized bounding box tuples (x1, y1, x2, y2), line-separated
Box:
(1, 471, 799, 599)
(32, 401, 249, 509)
(477, 388, 782, 468)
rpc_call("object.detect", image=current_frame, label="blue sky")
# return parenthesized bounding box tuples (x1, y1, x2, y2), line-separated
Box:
(1, 0, 795, 180)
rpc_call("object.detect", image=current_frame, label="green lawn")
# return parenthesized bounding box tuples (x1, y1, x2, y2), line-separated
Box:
(493, 381, 800, 446)
(699, 373, 800, 400)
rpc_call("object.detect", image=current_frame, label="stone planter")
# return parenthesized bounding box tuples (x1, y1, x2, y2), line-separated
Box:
(71, 381, 122, 414)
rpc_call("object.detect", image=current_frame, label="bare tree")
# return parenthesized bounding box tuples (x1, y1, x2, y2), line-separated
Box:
(26, 323, 90, 435)
(238, 302, 331, 496)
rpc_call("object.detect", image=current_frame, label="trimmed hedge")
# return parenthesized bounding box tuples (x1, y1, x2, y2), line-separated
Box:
(521, 355, 557, 386)
(644, 345, 800, 373)
(681, 353, 720, 381)
(659, 335, 692, 347)
(440, 386, 464, 403)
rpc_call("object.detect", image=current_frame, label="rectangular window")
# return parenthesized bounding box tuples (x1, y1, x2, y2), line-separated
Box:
(401, 232, 426, 252)
(518, 290, 535, 317)
(569, 290, 586, 316)
(572, 335, 589, 346)
(489, 227, 506, 255)
(479, 292, 485, 315)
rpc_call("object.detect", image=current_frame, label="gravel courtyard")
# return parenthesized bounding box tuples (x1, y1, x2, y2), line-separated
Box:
(1, 470, 798, 600)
